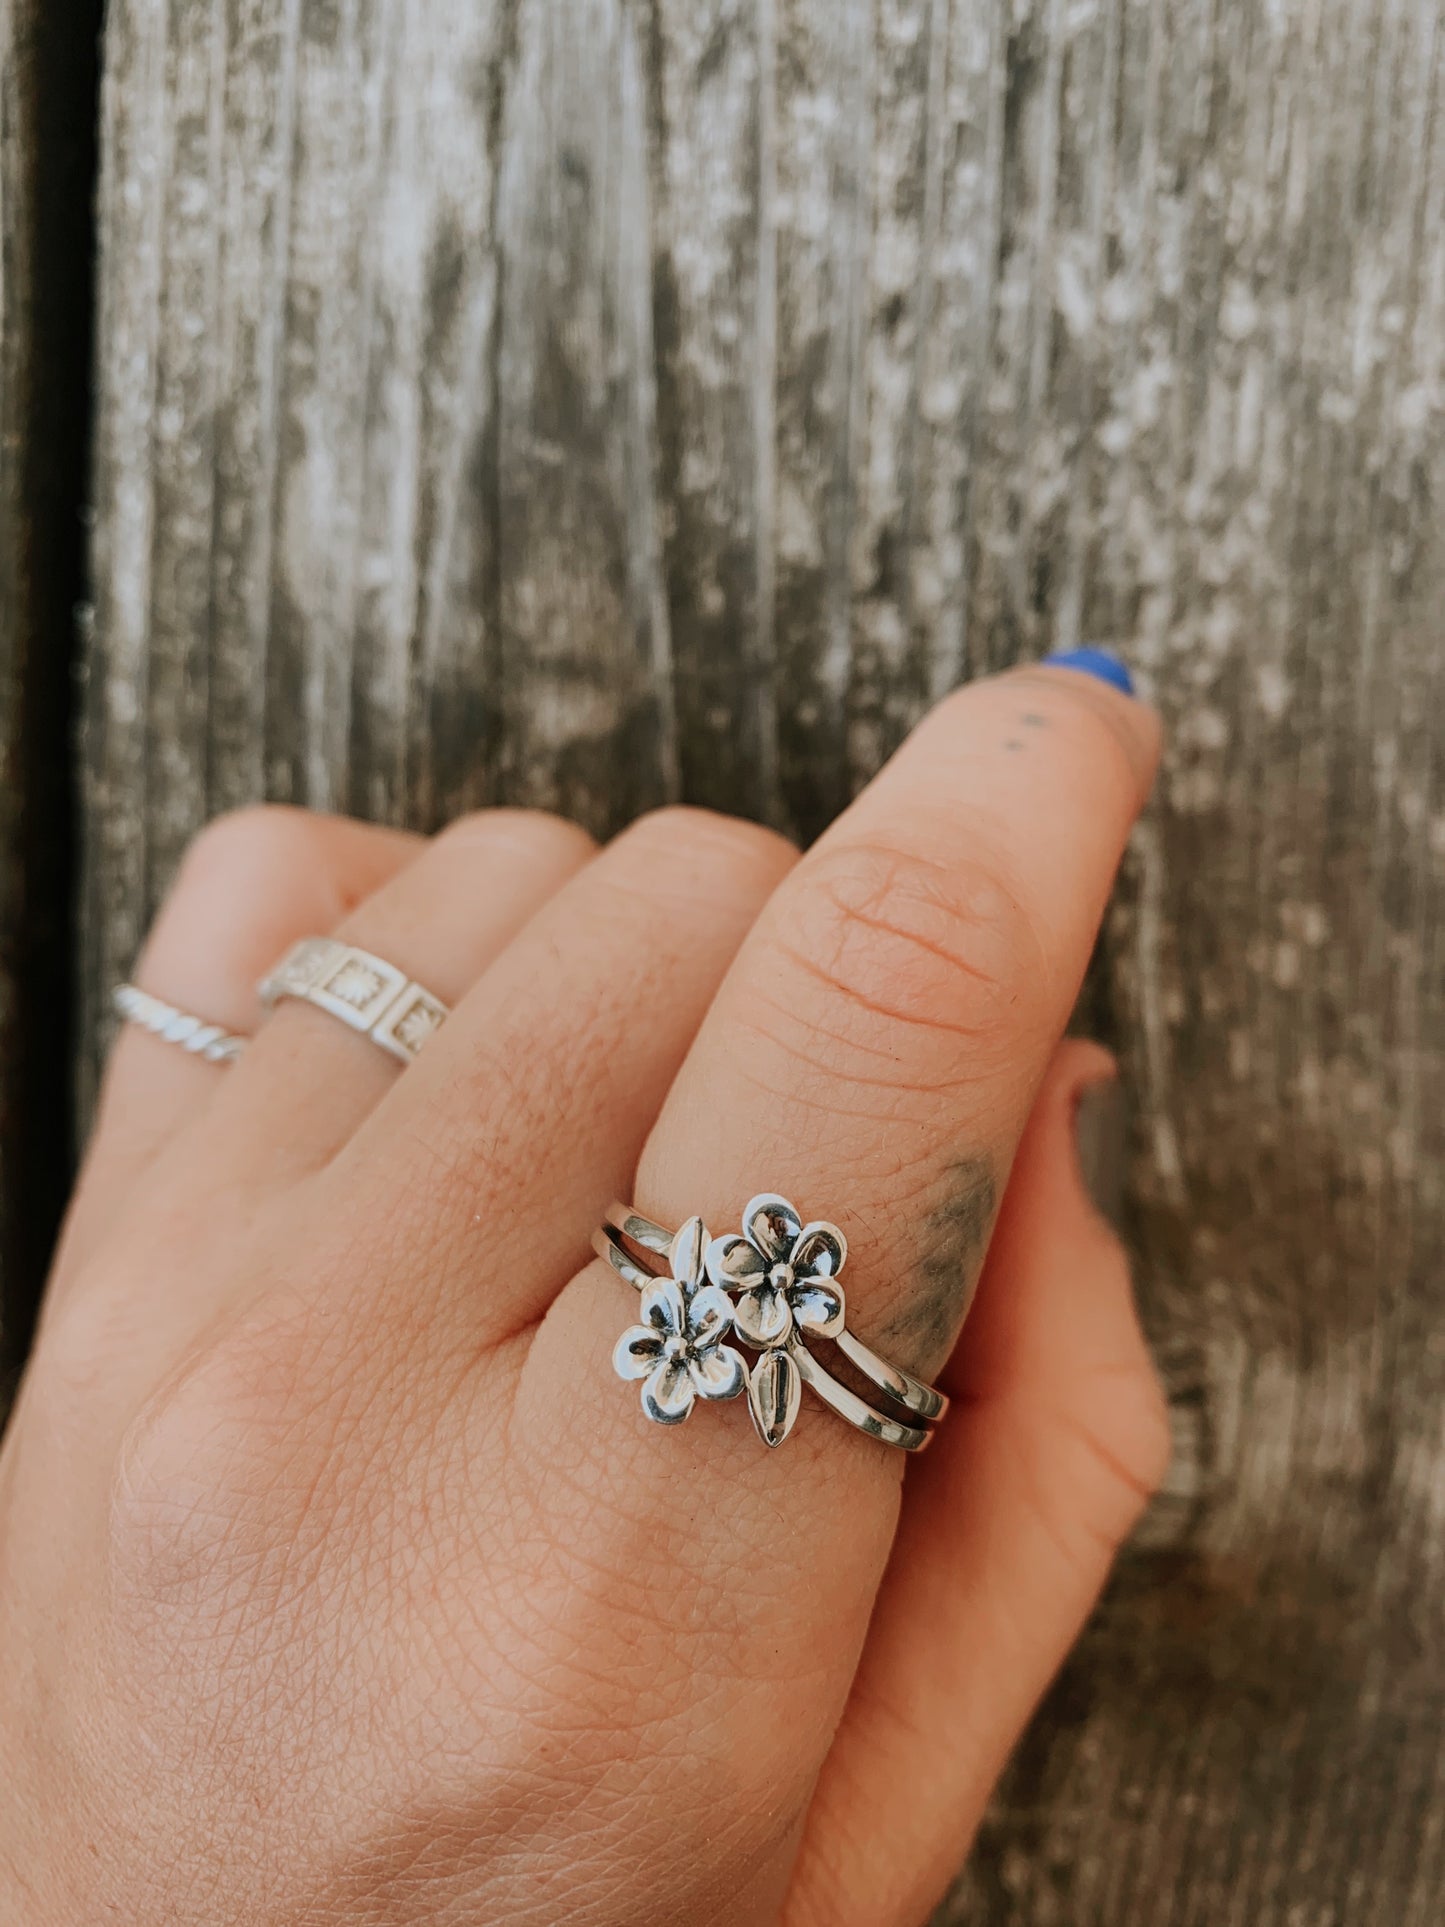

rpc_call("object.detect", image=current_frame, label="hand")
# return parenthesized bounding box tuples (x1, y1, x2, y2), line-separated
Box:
(0, 664, 1168, 1925)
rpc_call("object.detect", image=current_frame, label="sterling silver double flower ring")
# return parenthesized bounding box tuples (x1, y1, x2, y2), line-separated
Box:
(596, 1196, 948, 1453)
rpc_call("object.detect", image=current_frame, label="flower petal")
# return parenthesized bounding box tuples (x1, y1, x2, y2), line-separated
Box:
(669, 1215, 709, 1290)
(747, 1346, 802, 1446)
(612, 1326, 665, 1381)
(733, 1280, 793, 1348)
(706, 1233, 767, 1291)
(791, 1280, 846, 1338)
(742, 1194, 803, 1264)
(639, 1277, 687, 1337)
(642, 1357, 696, 1425)
(791, 1220, 847, 1281)
(690, 1344, 746, 1401)
(686, 1283, 735, 1348)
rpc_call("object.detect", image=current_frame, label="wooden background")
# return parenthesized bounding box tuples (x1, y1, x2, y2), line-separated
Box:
(2, 0, 1442, 1920)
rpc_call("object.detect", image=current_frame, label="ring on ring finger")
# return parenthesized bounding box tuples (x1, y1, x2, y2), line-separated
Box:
(113, 937, 453, 1069)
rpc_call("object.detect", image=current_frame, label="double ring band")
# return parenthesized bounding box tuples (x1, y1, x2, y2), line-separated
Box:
(256, 939, 448, 1063)
(598, 1196, 948, 1453)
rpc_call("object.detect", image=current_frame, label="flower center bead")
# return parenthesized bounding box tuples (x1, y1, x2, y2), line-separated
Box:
(769, 1262, 795, 1292)
(664, 1334, 691, 1363)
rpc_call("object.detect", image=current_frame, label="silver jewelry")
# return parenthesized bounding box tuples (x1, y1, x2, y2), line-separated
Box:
(112, 983, 249, 1064)
(610, 1216, 748, 1426)
(257, 938, 448, 1063)
(599, 1196, 948, 1452)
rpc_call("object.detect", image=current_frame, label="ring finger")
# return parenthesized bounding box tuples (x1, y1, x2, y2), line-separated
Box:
(49, 808, 419, 1302)
(64, 807, 597, 1357)
(205, 807, 596, 1173)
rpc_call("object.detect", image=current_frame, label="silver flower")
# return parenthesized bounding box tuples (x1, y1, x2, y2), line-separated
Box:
(612, 1215, 746, 1425)
(705, 1194, 847, 1350)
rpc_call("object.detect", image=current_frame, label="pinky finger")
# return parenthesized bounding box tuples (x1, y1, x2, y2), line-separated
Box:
(784, 1040, 1172, 1927)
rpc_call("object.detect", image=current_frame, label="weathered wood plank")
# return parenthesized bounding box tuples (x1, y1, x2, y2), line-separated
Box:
(0, 0, 100, 1363)
(649, 0, 782, 820)
(495, 0, 678, 824)
(82, 0, 1445, 1920)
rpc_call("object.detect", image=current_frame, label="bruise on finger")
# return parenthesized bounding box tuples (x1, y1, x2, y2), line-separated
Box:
(877, 1153, 999, 1378)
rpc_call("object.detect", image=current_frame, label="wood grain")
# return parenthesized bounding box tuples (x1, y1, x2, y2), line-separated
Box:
(80, 0, 1445, 1920)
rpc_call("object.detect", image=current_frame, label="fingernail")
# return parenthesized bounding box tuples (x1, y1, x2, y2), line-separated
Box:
(1042, 646, 1135, 697)
(1075, 1076, 1128, 1231)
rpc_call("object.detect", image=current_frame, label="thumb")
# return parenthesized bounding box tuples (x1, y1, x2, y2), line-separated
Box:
(784, 1039, 1172, 1927)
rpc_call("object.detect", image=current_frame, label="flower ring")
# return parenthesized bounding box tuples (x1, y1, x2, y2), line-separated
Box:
(599, 1197, 944, 1451)
(704, 1194, 848, 1350)
(611, 1215, 747, 1425)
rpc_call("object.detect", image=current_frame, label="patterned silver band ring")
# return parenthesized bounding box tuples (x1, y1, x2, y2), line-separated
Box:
(257, 939, 449, 1063)
(112, 983, 250, 1064)
(115, 940, 449, 1071)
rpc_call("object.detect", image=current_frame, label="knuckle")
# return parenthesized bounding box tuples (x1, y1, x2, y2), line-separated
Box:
(1123, 1362, 1176, 1497)
(432, 806, 595, 866)
(181, 803, 322, 887)
(750, 838, 1052, 1078)
(106, 1281, 396, 1635)
(152, 805, 355, 955)
(619, 804, 796, 876)
(1047, 1358, 1173, 1567)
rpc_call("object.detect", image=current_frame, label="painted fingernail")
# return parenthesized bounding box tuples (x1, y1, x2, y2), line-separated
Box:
(1075, 1075, 1128, 1232)
(1042, 646, 1135, 697)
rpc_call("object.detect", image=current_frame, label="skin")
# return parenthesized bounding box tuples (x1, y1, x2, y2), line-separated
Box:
(0, 665, 1169, 1926)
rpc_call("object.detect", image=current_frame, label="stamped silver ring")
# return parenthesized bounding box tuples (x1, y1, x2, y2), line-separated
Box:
(597, 1196, 948, 1452)
(257, 938, 448, 1063)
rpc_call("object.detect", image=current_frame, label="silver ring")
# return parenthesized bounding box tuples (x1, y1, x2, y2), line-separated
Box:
(598, 1196, 948, 1452)
(112, 983, 249, 1063)
(257, 938, 448, 1063)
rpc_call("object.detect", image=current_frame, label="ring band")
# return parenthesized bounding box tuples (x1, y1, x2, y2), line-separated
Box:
(598, 1197, 948, 1452)
(112, 984, 249, 1063)
(257, 939, 448, 1063)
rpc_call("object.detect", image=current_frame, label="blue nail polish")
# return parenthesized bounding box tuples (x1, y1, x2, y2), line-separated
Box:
(1041, 647, 1135, 697)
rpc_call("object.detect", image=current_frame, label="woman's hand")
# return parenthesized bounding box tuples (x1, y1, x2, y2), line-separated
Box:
(0, 664, 1168, 1926)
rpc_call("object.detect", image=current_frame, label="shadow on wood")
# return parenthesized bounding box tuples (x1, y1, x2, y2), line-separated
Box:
(0, 0, 102, 1365)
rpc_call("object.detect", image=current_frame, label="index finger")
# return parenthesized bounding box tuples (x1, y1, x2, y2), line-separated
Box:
(652, 658, 1157, 1377)
(521, 656, 1160, 1820)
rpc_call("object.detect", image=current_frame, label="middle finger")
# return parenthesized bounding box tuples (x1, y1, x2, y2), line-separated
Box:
(312, 807, 798, 1349)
